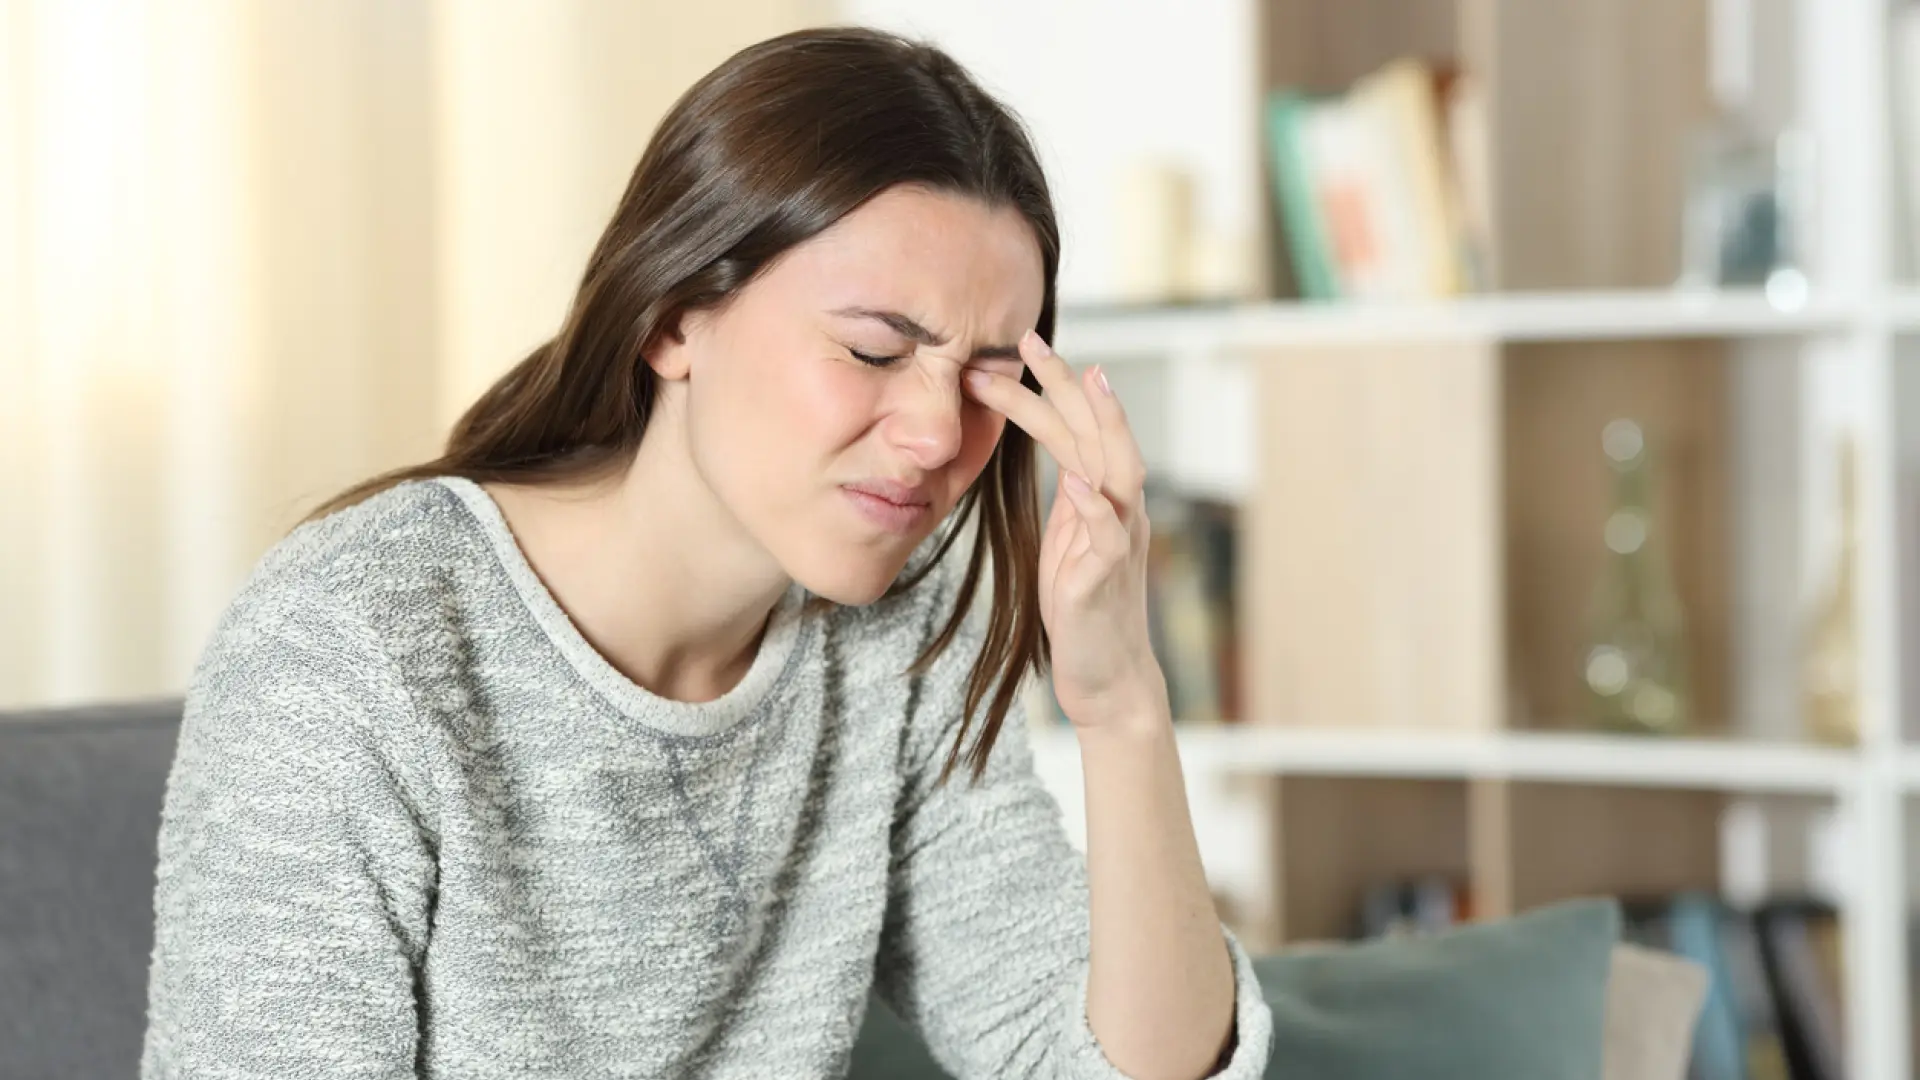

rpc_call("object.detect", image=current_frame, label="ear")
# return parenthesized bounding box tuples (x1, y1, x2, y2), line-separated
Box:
(643, 338, 689, 382)
(642, 307, 711, 382)
(642, 317, 691, 381)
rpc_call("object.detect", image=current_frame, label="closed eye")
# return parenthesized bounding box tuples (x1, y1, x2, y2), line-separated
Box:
(849, 348, 906, 368)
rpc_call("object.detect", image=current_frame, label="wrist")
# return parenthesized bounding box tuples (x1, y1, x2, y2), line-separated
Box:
(1063, 666, 1172, 738)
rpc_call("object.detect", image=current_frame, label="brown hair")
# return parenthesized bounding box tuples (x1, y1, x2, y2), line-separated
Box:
(304, 26, 1056, 784)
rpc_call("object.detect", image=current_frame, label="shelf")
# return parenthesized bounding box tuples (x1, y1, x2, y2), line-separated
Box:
(1887, 288, 1920, 332)
(1031, 724, 1859, 796)
(1053, 289, 1857, 359)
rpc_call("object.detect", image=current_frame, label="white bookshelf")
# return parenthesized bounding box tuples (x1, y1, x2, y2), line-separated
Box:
(1042, 281, 1916, 1073)
(1038, 0, 1913, 1057)
(1032, 723, 1860, 796)
(976, 0, 1916, 1069)
(1889, 287, 1920, 330)
(1056, 288, 1861, 358)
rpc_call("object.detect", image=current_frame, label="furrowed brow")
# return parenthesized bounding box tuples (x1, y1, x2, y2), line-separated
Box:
(831, 306, 943, 346)
(830, 306, 1023, 362)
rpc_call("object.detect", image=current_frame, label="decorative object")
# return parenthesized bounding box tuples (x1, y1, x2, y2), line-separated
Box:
(1676, 117, 1813, 311)
(1802, 437, 1860, 747)
(1114, 157, 1197, 304)
(1582, 418, 1691, 734)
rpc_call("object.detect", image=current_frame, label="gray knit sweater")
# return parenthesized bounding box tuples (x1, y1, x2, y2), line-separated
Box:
(140, 476, 1272, 1079)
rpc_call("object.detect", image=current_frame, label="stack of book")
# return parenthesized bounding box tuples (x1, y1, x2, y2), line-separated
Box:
(1265, 57, 1491, 301)
(1355, 876, 1479, 939)
(1144, 484, 1240, 726)
(1621, 895, 1843, 1080)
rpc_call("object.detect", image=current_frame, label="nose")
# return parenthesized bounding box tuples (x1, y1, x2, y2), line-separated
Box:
(884, 373, 965, 471)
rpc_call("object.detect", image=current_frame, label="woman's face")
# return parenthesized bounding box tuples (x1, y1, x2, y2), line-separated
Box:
(655, 186, 1045, 605)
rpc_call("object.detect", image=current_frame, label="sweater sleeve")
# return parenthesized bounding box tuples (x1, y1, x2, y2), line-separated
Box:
(141, 583, 439, 1080)
(871, 559, 1273, 1080)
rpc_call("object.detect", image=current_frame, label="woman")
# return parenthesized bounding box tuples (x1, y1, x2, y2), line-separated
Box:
(141, 25, 1271, 1080)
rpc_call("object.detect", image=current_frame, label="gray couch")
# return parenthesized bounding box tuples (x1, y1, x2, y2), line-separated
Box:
(1, 701, 180, 1078)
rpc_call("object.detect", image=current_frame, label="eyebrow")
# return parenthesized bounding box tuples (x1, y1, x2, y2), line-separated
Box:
(829, 306, 1025, 361)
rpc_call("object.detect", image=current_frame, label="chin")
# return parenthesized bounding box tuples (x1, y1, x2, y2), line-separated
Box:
(783, 542, 919, 607)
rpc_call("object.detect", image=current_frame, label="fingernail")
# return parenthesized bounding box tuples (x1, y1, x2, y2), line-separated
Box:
(1094, 366, 1112, 396)
(1063, 471, 1091, 494)
(1023, 329, 1052, 355)
(965, 370, 991, 391)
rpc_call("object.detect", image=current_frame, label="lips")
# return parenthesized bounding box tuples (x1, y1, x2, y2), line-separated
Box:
(842, 479, 933, 508)
(842, 479, 935, 535)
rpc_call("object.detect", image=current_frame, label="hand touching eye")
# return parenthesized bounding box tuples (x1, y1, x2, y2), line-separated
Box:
(961, 331, 1162, 728)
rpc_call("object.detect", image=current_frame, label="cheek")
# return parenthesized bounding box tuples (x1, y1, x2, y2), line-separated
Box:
(696, 356, 876, 510)
(797, 365, 886, 447)
(956, 408, 1007, 481)
(741, 358, 877, 453)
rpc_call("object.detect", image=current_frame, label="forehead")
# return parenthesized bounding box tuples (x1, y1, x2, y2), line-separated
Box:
(768, 187, 1046, 333)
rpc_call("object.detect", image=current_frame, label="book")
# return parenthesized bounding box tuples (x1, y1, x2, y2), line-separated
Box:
(1354, 875, 1469, 939)
(1143, 484, 1241, 724)
(1667, 892, 1746, 1080)
(1347, 58, 1467, 297)
(1756, 899, 1844, 1080)
(1265, 91, 1342, 300)
(1716, 907, 1792, 1080)
(1263, 57, 1485, 301)
(1146, 488, 1219, 723)
(1442, 69, 1495, 290)
(1190, 499, 1241, 722)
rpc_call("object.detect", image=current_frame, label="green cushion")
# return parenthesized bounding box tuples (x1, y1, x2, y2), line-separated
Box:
(848, 897, 1621, 1080)
(1256, 897, 1621, 1080)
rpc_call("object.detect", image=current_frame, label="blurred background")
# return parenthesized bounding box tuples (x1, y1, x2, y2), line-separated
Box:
(7, 0, 1920, 1075)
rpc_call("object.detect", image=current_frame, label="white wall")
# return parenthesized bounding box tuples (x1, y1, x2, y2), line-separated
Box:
(836, 0, 1259, 305)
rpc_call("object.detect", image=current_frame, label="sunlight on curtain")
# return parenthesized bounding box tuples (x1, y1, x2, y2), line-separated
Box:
(1, 0, 822, 709)
(1, 0, 256, 708)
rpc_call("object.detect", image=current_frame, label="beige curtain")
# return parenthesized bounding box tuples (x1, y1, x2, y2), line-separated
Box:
(0, 0, 827, 709)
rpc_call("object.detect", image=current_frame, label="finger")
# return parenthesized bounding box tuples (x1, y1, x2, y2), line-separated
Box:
(1043, 474, 1076, 584)
(1018, 331, 1107, 488)
(1048, 469, 1077, 528)
(1081, 364, 1147, 502)
(1060, 471, 1129, 562)
(964, 369, 1086, 478)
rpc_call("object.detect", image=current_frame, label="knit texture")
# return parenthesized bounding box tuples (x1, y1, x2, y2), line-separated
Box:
(140, 476, 1272, 1079)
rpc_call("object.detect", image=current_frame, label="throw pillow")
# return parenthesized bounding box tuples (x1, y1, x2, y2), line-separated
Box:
(1255, 896, 1622, 1080)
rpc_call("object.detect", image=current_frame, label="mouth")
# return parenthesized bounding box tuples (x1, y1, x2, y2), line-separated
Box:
(841, 480, 934, 535)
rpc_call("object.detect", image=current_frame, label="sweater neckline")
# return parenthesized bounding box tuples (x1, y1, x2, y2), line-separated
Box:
(431, 474, 810, 739)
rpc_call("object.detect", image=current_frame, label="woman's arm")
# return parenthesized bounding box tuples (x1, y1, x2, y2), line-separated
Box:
(961, 330, 1256, 1078)
(871, 663, 1269, 1080)
(1079, 685, 1238, 1079)
(142, 584, 436, 1080)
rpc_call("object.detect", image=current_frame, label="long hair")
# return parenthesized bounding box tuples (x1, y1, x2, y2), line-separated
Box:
(304, 26, 1057, 785)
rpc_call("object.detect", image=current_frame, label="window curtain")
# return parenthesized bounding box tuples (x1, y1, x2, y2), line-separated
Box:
(0, 0, 820, 709)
